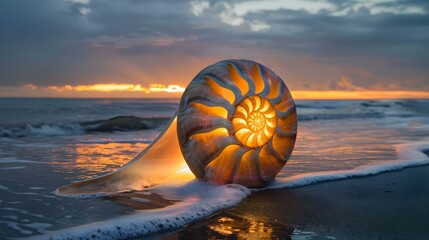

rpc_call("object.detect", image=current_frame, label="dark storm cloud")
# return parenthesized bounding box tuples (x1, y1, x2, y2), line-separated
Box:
(0, 0, 428, 90)
(228, 1, 429, 61)
(239, 7, 429, 90)
(0, 0, 232, 86)
(199, 0, 429, 89)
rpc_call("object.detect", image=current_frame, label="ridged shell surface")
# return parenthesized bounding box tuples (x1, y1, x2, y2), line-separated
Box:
(177, 59, 297, 187)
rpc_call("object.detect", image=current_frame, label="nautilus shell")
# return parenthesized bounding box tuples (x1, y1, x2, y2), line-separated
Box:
(178, 59, 297, 187)
(58, 59, 297, 195)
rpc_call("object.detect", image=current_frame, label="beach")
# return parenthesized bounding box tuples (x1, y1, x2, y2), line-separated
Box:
(1, 98, 428, 239)
(166, 164, 429, 239)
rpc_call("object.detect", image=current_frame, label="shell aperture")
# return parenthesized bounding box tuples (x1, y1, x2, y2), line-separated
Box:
(58, 59, 297, 195)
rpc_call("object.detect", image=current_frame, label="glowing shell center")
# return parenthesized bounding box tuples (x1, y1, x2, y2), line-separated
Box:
(248, 112, 266, 131)
(232, 96, 277, 148)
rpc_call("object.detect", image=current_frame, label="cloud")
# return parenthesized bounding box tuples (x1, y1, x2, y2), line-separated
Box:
(0, 0, 428, 93)
(207, 0, 333, 31)
(249, 20, 270, 31)
(330, 76, 366, 91)
(64, 0, 90, 4)
(87, 33, 190, 49)
(231, 0, 335, 15)
(219, 2, 245, 26)
(190, 0, 210, 16)
(64, 0, 92, 16)
(331, 0, 426, 16)
(78, 7, 91, 16)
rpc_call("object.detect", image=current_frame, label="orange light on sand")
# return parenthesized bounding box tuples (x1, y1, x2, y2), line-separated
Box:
(292, 90, 429, 100)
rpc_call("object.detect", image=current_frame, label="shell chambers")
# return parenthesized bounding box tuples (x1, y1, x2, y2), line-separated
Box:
(177, 59, 297, 187)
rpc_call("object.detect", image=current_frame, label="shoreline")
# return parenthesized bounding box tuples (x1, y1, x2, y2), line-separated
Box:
(163, 165, 429, 239)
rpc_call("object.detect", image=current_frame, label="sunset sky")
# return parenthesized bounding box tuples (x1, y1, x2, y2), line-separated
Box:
(0, 0, 428, 99)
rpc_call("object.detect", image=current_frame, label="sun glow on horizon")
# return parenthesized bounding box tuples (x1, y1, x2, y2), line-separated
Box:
(148, 84, 185, 93)
(45, 84, 429, 99)
(292, 90, 429, 100)
(33, 83, 186, 94)
(0, 84, 428, 99)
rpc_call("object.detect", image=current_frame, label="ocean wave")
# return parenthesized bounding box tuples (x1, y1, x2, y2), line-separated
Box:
(296, 99, 428, 121)
(0, 157, 42, 164)
(1, 112, 385, 138)
(3, 100, 427, 138)
(0, 116, 170, 138)
(0, 111, 394, 138)
(298, 112, 384, 121)
(263, 141, 429, 190)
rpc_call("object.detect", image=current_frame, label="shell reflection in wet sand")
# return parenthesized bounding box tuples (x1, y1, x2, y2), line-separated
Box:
(162, 213, 294, 239)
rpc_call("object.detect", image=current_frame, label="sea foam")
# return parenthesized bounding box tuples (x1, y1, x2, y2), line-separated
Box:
(28, 182, 250, 240)
(263, 141, 429, 190)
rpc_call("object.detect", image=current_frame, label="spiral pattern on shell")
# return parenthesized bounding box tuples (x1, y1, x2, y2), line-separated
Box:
(177, 59, 297, 187)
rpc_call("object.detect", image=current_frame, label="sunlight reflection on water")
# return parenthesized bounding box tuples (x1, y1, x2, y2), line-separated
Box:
(73, 142, 149, 179)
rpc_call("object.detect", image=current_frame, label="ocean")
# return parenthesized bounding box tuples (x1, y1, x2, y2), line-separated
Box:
(0, 98, 428, 239)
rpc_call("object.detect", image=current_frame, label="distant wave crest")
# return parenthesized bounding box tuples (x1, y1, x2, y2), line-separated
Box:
(2, 99, 427, 138)
(0, 116, 170, 138)
(297, 99, 428, 121)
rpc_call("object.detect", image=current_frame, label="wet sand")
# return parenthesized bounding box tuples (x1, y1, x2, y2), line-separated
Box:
(103, 191, 178, 210)
(161, 165, 429, 239)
